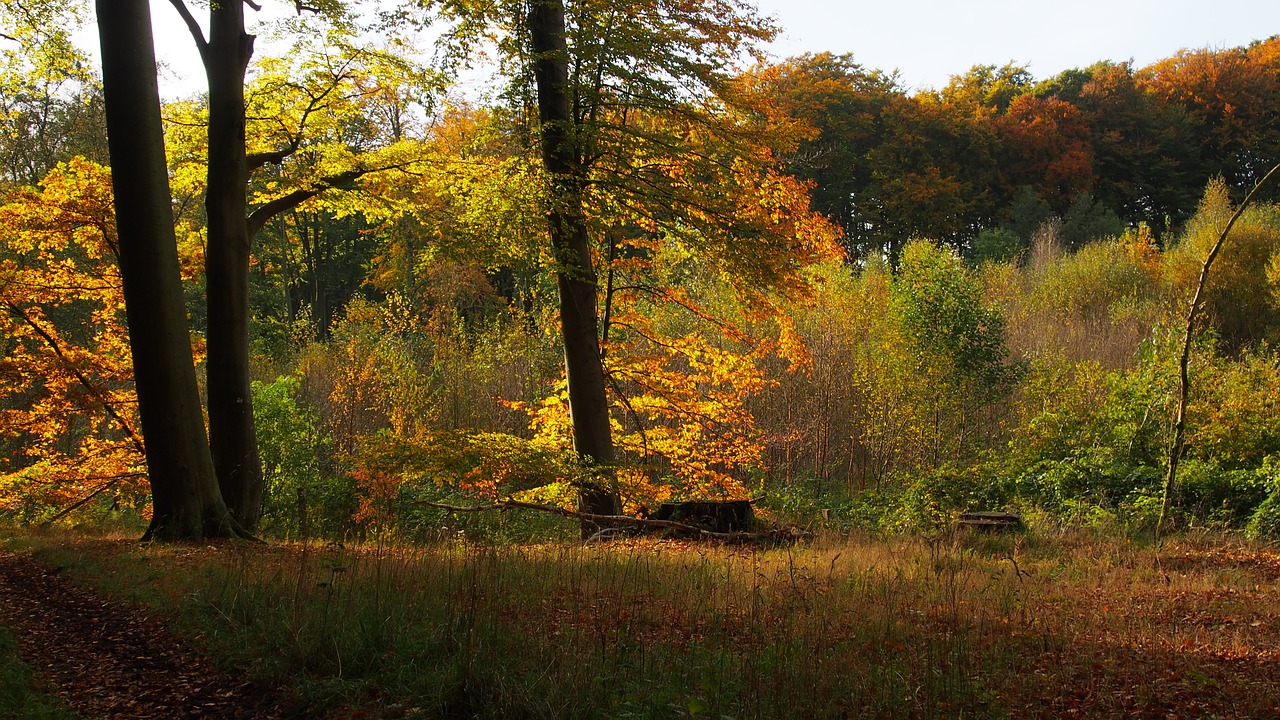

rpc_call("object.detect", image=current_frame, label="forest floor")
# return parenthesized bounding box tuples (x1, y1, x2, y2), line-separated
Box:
(0, 549, 284, 719)
(0, 528, 1278, 718)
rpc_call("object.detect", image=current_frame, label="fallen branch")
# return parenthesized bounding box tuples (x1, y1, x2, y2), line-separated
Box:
(40, 472, 146, 526)
(414, 498, 807, 544)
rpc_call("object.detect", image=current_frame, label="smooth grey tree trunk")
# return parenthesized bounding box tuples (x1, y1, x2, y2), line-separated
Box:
(203, 2, 265, 531)
(96, 0, 236, 541)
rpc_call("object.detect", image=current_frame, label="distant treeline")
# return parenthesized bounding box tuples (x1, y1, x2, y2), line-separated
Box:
(759, 38, 1280, 259)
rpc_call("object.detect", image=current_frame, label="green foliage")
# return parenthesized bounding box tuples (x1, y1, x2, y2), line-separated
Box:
(971, 227, 1024, 265)
(253, 376, 352, 539)
(1060, 192, 1124, 250)
(1245, 459, 1280, 539)
(1245, 492, 1280, 540)
(1175, 459, 1271, 528)
(1028, 236, 1160, 319)
(1003, 186, 1054, 242)
(893, 240, 1018, 398)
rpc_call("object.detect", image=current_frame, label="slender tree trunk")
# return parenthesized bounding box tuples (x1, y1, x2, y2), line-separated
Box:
(96, 0, 236, 541)
(528, 0, 621, 530)
(1157, 162, 1280, 538)
(204, 3, 265, 531)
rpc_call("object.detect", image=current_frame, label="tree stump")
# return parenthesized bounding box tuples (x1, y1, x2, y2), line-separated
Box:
(653, 500, 754, 533)
(954, 511, 1024, 532)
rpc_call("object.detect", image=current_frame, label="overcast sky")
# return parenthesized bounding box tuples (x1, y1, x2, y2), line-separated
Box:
(131, 0, 1280, 97)
(755, 0, 1280, 92)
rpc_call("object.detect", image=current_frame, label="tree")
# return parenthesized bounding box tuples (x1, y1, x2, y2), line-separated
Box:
(994, 94, 1095, 208)
(940, 62, 1033, 115)
(96, 0, 236, 540)
(1076, 61, 1197, 234)
(748, 53, 904, 259)
(0, 160, 145, 520)
(1143, 43, 1280, 198)
(419, 0, 828, 526)
(524, 0, 617, 519)
(0, 0, 106, 187)
(165, 2, 433, 530)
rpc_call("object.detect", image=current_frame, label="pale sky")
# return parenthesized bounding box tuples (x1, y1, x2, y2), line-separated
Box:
(754, 0, 1280, 92)
(112, 1, 1280, 97)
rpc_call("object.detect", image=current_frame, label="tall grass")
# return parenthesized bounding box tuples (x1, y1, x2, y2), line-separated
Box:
(15, 528, 1280, 718)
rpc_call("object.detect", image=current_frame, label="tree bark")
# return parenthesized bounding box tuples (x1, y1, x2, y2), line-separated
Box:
(96, 0, 237, 541)
(203, 2, 265, 531)
(527, 0, 621, 529)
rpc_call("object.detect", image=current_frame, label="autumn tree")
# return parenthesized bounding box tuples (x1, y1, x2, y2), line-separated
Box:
(0, 0, 106, 187)
(414, 0, 834, 525)
(1143, 42, 1280, 198)
(163, 2, 435, 530)
(1075, 61, 1196, 234)
(96, 0, 235, 540)
(748, 53, 903, 258)
(0, 160, 145, 519)
(994, 94, 1095, 208)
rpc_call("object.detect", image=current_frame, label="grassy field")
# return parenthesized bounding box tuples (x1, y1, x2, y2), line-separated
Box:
(5, 527, 1280, 719)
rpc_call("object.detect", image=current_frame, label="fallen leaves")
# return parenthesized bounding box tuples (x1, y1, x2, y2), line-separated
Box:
(0, 550, 285, 719)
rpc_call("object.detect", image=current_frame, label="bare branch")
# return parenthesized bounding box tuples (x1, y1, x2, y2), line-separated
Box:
(165, 0, 209, 64)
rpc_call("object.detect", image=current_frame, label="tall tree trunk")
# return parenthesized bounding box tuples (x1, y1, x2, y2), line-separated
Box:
(204, 3, 264, 531)
(96, 0, 236, 541)
(527, 0, 621, 530)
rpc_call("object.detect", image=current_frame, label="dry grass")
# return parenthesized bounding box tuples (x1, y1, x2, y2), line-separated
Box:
(7, 528, 1280, 719)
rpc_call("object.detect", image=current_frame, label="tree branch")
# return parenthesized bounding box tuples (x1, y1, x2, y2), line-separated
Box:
(40, 473, 147, 526)
(4, 302, 146, 457)
(245, 168, 364, 236)
(246, 137, 302, 171)
(165, 0, 209, 64)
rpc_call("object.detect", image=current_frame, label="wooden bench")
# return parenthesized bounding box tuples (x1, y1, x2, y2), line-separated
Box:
(954, 511, 1024, 532)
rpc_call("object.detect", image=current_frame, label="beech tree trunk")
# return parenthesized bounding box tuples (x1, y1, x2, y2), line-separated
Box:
(527, 0, 622, 529)
(96, 0, 236, 541)
(203, 3, 265, 531)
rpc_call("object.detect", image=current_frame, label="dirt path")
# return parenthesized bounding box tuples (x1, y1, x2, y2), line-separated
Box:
(0, 550, 286, 720)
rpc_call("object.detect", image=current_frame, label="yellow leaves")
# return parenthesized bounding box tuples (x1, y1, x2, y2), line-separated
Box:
(0, 159, 146, 518)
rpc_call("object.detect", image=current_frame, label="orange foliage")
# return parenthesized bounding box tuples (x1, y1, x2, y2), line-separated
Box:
(997, 94, 1096, 205)
(0, 159, 148, 518)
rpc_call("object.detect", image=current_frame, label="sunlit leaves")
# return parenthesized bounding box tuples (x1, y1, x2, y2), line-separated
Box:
(0, 159, 147, 518)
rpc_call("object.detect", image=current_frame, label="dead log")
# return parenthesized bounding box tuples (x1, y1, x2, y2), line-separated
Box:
(653, 500, 754, 533)
(414, 499, 805, 544)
